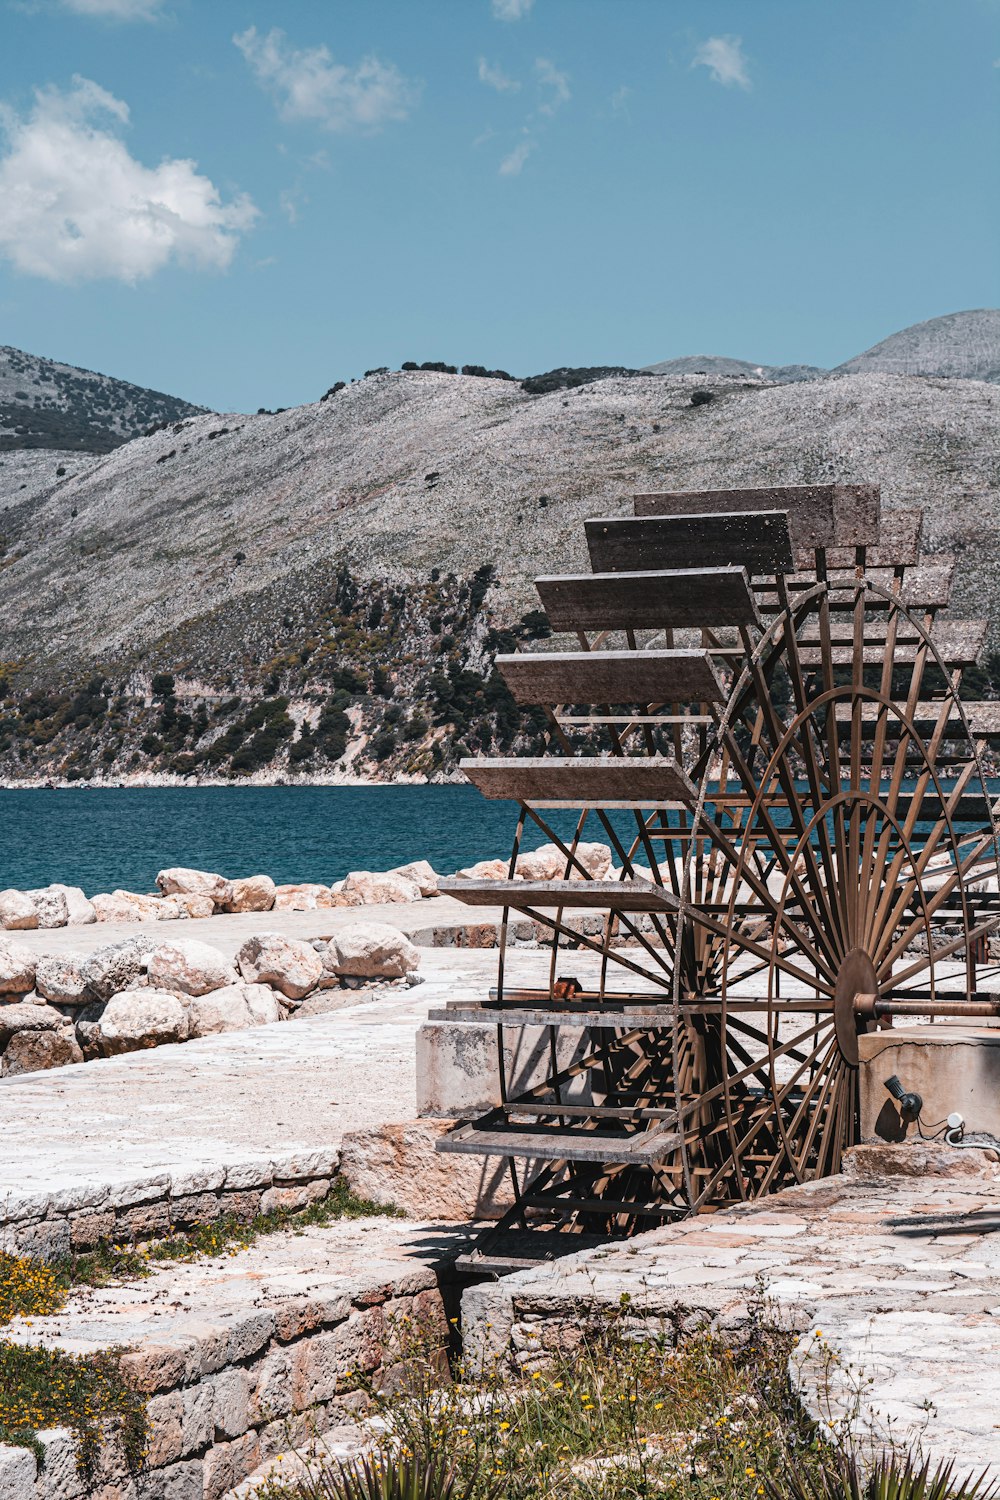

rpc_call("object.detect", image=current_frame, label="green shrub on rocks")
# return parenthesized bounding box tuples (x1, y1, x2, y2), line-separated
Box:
(0, 1342, 148, 1477)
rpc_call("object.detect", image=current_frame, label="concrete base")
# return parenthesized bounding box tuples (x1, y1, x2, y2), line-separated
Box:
(415, 1018, 589, 1118)
(859, 1025, 1000, 1141)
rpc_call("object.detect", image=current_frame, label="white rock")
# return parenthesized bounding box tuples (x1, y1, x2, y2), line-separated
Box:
(0, 890, 38, 930)
(80, 936, 154, 1000)
(25, 885, 70, 928)
(147, 939, 238, 996)
(166, 892, 214, 919)
(0, 1441, 37, 1495)
(34, 957, 92, 1007)
(0, 1001, 65, 1044)
(92, 890, 163, 923)
(186, 982, 283, 1037)
(390, 859, 439, 897)
(156, 867, 232, 906)
(327, 923, 420, 979)
(272, 882, 333, 911)
(454, 858, 510, 881)
(96, 988, 190, 1055)
(236, 933, 323, 1000)
(224, 875, 276, 913)
(574, 841, 613, 879)
(50, 884, 98, 925)
(514, 841, 613, 881)
(0, 939, 36, 994)
(341, 870, 422, 904)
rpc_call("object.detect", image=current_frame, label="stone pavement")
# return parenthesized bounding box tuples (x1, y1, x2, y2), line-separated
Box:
(463, 1142, 1000, 1470)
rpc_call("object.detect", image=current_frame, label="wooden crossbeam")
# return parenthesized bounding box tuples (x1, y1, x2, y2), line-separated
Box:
(495, 649, 725, 705)
(438, 876, 680, 912)
(458, 755, 698, 806)
(634, 483, 881, 549)
(437, 1119, 683, 1164)
(800, 509, 923, 570)
(585, 511, 793, 575)
(534, 566, 760, 633)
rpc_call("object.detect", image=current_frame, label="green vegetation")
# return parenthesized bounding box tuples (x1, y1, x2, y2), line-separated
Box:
(520, 365, 642, 395)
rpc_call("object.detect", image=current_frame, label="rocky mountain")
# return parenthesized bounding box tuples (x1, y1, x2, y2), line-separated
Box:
(832, 310, 1000, 383)
(643, 309, 1000, 386)
(0, 345, 206, 455)
(0, 314, 997, 786)
(641, 354, 824, 383)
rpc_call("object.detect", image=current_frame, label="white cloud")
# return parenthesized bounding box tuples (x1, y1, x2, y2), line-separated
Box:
(234, 26, 418, 132)
(499, 138, 533, 176)
(478, 57, 520, 92)
(0, 77, 257, 283)
(492, 0, 533, 18)
(60, 0, 163, 16)
(535, 57, 570, 114)
(692, 35, 751, 89)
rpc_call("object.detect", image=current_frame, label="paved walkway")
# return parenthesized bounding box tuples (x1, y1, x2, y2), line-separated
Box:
(464, 1142, 1000, 1470)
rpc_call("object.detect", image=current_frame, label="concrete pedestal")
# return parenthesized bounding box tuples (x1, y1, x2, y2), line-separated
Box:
(416, 1019, 589, 1118)
(859, 1025, 1000, 1141)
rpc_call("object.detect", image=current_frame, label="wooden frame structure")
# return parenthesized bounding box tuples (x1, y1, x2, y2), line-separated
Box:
(433, 483, 1000, 1273)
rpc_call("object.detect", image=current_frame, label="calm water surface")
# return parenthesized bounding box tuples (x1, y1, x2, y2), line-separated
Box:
(0, 785, 586, 894)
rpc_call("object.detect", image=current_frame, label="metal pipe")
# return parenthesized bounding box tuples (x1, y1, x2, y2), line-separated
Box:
(872, 999, 1000, 1017)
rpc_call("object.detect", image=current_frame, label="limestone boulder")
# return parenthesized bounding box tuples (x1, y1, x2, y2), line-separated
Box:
(574, 841, 613, 879)
(156, 867, 232, 906)
(224, 875, 276, 913)
(0, 939, 36, 994)
(329, 889, 364, 908)
(96, 989, 190, 1055)
(147, 939, 238, 996)
(50, 884, 98, 925)
(326, 923, 419, 980)
(26, 886, 70, 928)
(454, 858, 509, 881)
(165, 893, 215, 919)
(514, 844, 564, 881)
(340, 1120, 514, 1220)
(390, 860, 439, 897)
(80, 936, 154, 1001)
(0, 890, 39, 930)
(92, 890, 165, 923)
(186, 982, 283, 1037)
(272, 883, 333, 911)
(342, 870, 422, 904)
(34, 957, 93, 1007)
(0, 1000, 65, 1044)
(2, 1028, 83, 1075)
(236, 934, 323, 1000)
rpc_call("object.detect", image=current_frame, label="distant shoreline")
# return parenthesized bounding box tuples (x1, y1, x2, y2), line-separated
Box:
(0, 771, 459, 791)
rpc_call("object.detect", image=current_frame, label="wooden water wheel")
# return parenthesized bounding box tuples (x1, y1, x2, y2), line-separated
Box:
(435, 485, 1000, 1272)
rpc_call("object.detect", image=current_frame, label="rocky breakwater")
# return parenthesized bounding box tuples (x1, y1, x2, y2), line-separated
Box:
(0, 857, 441, 931)
(0, 924, 421, 1077)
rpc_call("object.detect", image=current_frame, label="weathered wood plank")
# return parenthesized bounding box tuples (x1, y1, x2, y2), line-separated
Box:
(586, 511, 793, 575)
(796, 619, 985, 668)
(496, 649, 725, 705)
(634, 484, 881, 549)
(459, 755, 697, 806)
(802, 509, 924, 570)
(635, 484, 836, 550)
(534, 566, 760, 631)
(437, 1120, 683, 1164)
(438, 877, 681, 912)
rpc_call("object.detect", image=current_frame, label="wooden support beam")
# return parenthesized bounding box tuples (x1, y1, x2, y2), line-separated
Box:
(496, 649, 726, 705)
(634, 483, 881, 549)
(438, 876, 681, 912)
(458, 755, 698, 806)
(534, 565, 760, 632)
(586, 511, 793, 575)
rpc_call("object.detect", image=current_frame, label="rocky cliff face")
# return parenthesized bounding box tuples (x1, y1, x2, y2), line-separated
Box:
(0, 349, 996, 785)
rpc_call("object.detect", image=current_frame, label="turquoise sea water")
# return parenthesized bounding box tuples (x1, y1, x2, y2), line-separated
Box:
(1, 780, 994, 896)
(0, 785, 587, 894)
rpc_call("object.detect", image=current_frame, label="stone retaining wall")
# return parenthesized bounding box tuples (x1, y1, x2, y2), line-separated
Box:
(0, 1147, 341, 1262)
(0, 1239, 446, 1499)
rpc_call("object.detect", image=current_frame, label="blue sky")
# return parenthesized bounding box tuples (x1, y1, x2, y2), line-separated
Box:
(0, 0, 997, 411)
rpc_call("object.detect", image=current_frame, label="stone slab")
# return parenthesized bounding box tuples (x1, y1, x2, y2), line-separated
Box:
(860, 1025, 1000, 1141)
(462, 1143, 1000, 1470)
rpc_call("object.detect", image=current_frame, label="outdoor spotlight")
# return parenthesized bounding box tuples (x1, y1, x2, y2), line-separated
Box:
(884, 1073, 924, 1121)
